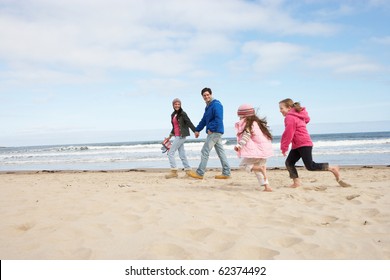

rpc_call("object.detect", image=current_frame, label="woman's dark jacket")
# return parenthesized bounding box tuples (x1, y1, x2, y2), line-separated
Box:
(170, 110, 196, 137)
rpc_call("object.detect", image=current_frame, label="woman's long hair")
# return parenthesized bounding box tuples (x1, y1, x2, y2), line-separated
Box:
(172, 107, 183, 119)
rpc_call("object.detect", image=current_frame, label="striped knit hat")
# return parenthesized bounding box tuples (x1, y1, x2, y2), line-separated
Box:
(237, 104, 255, 117)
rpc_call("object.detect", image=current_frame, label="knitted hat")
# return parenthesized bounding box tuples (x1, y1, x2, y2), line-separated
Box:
(237, 104, 255, 117)
(172, 98, 181, 105)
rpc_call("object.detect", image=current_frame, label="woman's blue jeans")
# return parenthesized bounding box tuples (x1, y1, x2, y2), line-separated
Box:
(167, 136, 191, 169)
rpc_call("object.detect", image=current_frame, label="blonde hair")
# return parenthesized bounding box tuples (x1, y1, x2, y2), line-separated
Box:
(279, 98, 303, 113)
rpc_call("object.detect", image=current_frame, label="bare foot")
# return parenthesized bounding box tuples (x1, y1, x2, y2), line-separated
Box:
(328, 165, 351, 186)
(289, 178, 301, 188)
(263, 186, 273, 192)
(328, 165, 340, 181)
(337, 179, 352, 188)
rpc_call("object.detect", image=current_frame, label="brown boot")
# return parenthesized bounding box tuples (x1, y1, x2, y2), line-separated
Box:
(215, 174, 231, 179)
(186, 170, 204, 179)
(165, 169, 178, 179)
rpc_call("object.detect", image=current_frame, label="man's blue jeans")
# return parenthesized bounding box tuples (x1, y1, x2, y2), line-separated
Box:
(196, 133, 231, 176)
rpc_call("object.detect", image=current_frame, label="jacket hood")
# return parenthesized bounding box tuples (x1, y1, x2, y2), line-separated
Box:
(287, 107, 310, 123)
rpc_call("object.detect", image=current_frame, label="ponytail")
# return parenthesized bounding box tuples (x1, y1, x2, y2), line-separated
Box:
(279, 98, 303, 113)
(292, 102, 303, 113)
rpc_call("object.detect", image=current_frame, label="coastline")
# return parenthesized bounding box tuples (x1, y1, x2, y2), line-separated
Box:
(2, 131, 390, 172)
(1, 166, 389, 259)
(1, 164, 389, 174)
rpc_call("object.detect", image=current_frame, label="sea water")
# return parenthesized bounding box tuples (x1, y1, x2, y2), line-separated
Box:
(1, 131, 389, 171)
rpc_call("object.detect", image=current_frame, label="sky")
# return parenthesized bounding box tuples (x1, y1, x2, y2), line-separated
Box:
(1, 0, 389, 147)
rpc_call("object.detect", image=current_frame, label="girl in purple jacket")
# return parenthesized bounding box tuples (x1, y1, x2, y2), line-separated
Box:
(279, 98, 351, 188)
(235, 104, 274, 192)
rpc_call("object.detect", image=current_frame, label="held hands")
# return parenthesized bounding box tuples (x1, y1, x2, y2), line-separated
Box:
(194, 130, 212, 138)
(234, 145, 241, 152)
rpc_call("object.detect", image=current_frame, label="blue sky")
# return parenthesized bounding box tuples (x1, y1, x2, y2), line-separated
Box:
(1, 0, 389, 146)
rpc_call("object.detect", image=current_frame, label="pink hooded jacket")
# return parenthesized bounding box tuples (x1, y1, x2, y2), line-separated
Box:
(280, 107, 313, 154)
(235, 119, 274, 159)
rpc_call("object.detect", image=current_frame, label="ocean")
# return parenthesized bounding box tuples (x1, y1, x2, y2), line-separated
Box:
(1, 131, 389, 171)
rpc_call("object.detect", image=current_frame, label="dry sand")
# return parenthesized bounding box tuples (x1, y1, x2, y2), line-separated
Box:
(1, 166, 389, 260)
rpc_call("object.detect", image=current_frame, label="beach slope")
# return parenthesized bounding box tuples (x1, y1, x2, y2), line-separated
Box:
(0, 167, 389, 259)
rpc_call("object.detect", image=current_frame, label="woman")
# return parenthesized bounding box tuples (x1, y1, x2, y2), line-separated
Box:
(164, 98, 196, 179)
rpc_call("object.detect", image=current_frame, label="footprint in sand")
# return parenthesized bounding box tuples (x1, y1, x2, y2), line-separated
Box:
(253, 247, 280, 259)
(212, 241, 237, 253)
(294, 227, 316, 236)
(203, 230, 242, 253)
(303, 186, 327, 191)
(73, 247, 93, 259)
(225, 245, 280, 259)
(270, 236, 303, 248)
(188, 228, 214, 241)
(172, 227, 215, 244)
(145, 243, 190, 259)
(362, 208, 380, 217)
(96, 223, 114, 235)
(14, 222, 35, 232)
(346, 194, 360, 200)
(320, 215, 338, 226)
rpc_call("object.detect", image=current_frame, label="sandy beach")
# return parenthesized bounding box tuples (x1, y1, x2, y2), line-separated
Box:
(0, 166, 389, 260)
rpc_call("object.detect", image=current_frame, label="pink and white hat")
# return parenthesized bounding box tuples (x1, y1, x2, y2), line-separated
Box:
(237, 104, 255, 117)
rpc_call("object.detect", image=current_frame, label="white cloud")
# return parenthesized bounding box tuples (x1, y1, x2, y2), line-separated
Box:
(334, 63, 382, 74)
(306, 52, 383, 74)
(371, 36, 390, 45)
(0, 61, 107, 86)
(0, 0, 389, 146)
(0, 0, 384, 87)
(313, 4, 356, 18)
(241, 41, 305, 74)
(133, 78, 189, 96)
(0, 0, 338, 78)
(368, 0, 390, 8)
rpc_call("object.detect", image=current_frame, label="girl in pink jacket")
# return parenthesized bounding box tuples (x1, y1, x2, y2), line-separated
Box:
(279, 98, 351, 188)
(235, 104, 274, 191)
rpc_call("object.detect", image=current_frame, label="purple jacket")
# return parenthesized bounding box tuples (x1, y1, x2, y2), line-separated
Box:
(280, 107, 313, 154)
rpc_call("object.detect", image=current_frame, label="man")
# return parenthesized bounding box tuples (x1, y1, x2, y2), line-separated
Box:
(187, 87, 231, 179)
